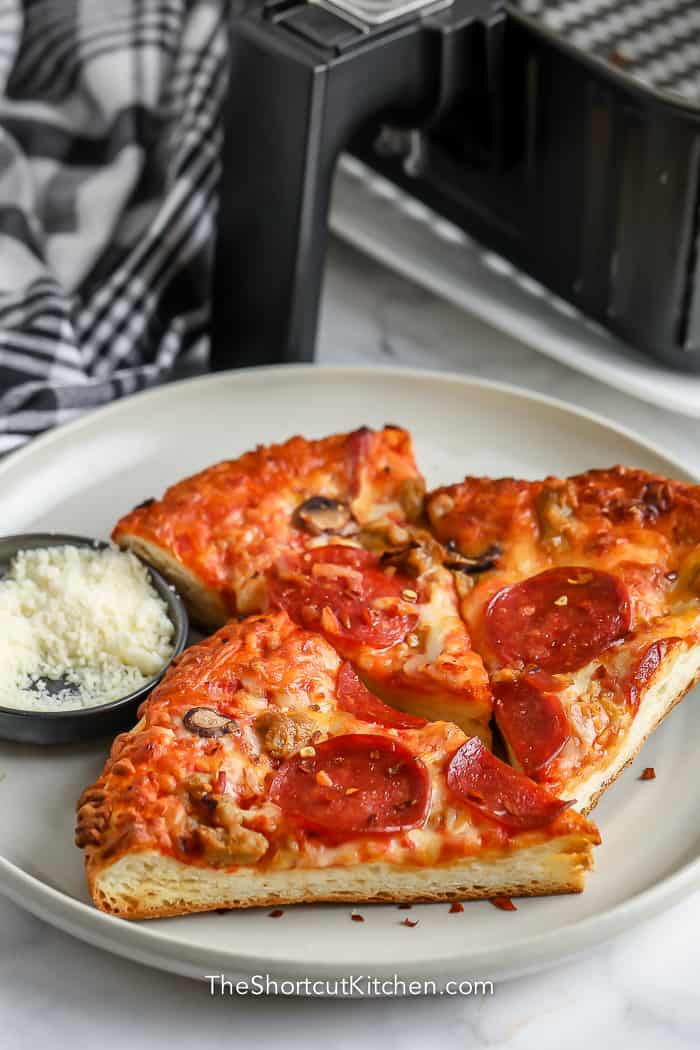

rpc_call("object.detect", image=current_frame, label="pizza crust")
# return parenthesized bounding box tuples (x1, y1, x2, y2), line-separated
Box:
(567, 644, 700, 814)
(115, 532, 229, 630)
(87, 832, 595, 920)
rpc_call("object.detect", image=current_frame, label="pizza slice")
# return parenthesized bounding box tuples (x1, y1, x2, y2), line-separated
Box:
(112, 427, 492, 739)
(113, 425, 424, 626)
(75, 612, 598, 919)
(426, 466, 700, 813)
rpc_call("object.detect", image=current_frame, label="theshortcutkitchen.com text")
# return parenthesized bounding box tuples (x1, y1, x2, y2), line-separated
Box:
(206, 974, 495, 997)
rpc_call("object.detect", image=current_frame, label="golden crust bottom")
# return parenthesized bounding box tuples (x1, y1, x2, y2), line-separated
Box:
(86, 833, 596, 920)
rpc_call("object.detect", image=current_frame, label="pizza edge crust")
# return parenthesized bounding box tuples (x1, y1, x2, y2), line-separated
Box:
(566, 644, 700, 815)
(113, 531, 229, 630)
(85, 831, 596, 920)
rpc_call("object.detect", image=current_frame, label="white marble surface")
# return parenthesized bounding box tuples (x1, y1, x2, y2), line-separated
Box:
(4, 236, 700, 1047)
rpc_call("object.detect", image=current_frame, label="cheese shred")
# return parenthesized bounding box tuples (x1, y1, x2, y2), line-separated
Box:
(0, 545, 175, 712)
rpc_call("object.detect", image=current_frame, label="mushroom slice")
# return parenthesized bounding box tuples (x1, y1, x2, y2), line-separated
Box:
(294, 496, 354, 536)
(380, 541, 432, 578)
(444, 544, 502, 575)
(183, 707, 238, 738)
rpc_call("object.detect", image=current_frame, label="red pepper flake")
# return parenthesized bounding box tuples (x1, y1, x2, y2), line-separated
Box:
(400, 918, 419, 928)
(609, 48, 630, 68)
(268, 909, 284, 919)
(397, 903, 412, 910)
(449, 901, 464, 914)
(490, 896, 517, 912)
(351, 912, 365, 923)
(640, 767, 656, 781)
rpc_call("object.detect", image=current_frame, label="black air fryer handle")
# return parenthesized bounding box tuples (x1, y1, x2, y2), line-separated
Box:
(210, 3, 481, 369)
(211, 14, 437, 369)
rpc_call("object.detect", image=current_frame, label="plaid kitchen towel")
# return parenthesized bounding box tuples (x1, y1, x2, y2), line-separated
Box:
(0, 0, 227, 454)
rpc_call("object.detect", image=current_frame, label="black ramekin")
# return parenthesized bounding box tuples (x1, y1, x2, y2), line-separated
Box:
(0, 533, 189, 745)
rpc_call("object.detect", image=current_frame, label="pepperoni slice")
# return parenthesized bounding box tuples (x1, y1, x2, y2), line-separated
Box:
(337, 663, 427, 729)
(269, 545, 418, 649)
(625, 637, 681, 712)
(493, 677, 569, 777)
(484, 566, 631, 673)
(270, 734, 430, 834)
(446, 737, 571, 829)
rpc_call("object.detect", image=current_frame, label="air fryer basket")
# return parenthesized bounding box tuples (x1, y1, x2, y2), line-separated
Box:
(212, 0, 700, 370)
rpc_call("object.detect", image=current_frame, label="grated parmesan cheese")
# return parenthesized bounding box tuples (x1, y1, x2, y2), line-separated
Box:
(0, 545, 175, 712)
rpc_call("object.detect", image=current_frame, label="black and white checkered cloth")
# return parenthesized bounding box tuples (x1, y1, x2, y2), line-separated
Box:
(0, 0, 227, 454)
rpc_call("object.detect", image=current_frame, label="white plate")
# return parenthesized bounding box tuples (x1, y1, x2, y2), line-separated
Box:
(1, 364, 700, 989)
(332, 158, 700, 418)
